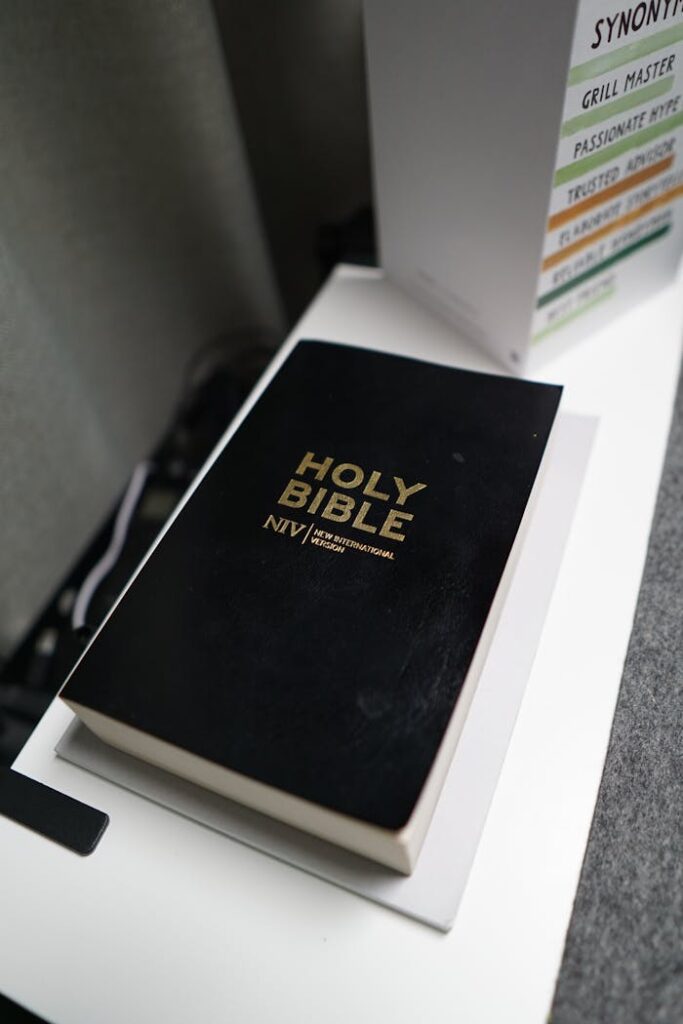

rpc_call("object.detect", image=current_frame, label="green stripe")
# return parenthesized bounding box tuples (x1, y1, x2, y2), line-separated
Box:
(532, 286, 616, 343)
(554, 109, 683, 185)
(561, 76, 674, 137)
(568, 21, 683, 86)
(536, 223, 670, 308)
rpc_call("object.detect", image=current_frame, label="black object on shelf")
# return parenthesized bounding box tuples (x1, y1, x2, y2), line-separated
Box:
(0, 991, 49, 1024)
(0, 768, 109, 856)
(318, 206, 377, 280)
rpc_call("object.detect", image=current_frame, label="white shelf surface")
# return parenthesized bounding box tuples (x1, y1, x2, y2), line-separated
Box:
(1, 264, 681, 1024)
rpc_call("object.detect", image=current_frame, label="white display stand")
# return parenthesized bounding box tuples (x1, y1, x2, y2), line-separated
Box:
(53, 412, 594, 932)
(1, 265, 681, 1024)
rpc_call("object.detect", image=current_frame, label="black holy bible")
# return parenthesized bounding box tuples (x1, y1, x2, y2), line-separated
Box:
(61, 340, 562, 873)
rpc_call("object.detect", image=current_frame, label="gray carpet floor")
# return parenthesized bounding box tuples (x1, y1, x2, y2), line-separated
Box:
(552, 362, 683, 1023)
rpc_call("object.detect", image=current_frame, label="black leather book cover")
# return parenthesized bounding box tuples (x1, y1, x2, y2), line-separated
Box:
(62, 341, 561, 830)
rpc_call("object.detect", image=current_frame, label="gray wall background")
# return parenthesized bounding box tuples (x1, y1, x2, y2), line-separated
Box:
(0, 0, 368, 654)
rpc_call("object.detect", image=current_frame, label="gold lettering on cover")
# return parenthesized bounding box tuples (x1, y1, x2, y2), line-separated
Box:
(321, 492, 354, 523)
(363, 470, 390, 501)
(278, 479, 311, 508)
(296, 451, 334, 481)
(331, 462, 364, 489)
(393, 478, 427, 506)
(352, 501, 378, 534)
(379, 509, 414, 541)
(268, 453, 432, 552)
(300, 523, 314, 544)
(307, 487, 327, 514)
(262, 515, 308, 539)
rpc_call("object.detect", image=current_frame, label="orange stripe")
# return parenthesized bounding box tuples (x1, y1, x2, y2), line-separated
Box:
(543, 181, 683, 271)
(547, 155, 674, 231)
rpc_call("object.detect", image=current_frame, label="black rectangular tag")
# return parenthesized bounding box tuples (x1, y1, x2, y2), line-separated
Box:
(0, 767, 108, 855)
